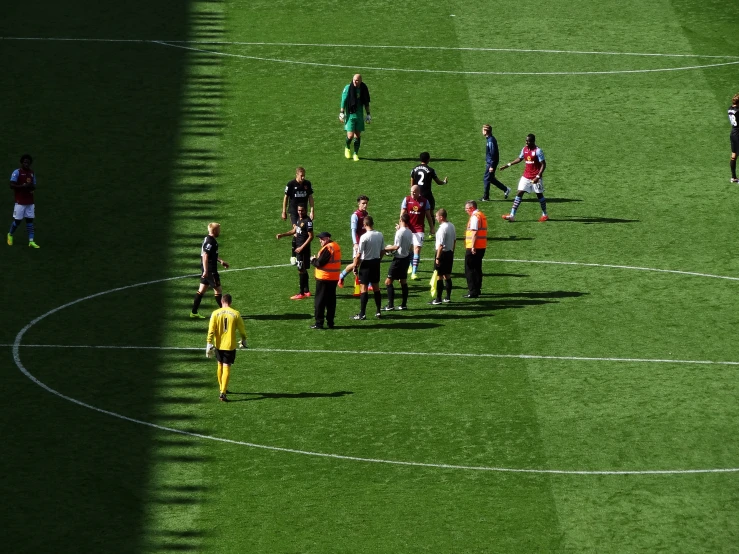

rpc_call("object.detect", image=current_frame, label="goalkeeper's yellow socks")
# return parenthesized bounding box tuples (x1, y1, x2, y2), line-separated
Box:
(221, 365, 231, 395)
(217, 362, 223, 390)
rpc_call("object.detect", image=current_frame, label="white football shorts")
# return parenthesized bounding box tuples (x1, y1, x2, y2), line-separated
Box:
(13, 203, 35, 219)
(517, 176, 544, 194)
(411, 232, 425, 248)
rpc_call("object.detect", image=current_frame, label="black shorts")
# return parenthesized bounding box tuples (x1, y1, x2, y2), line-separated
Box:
(387, 255, 411, 280)
(295, 248, 310, 270)
(435, 250, 454, 276)
(215, 349, 236, 365)
(358, 258, 381, 285)
(200, 270, 221, 288)
(731, 132, 739, 154)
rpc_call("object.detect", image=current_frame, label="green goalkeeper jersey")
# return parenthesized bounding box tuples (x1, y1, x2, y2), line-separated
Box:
(341, 85, 365, 120)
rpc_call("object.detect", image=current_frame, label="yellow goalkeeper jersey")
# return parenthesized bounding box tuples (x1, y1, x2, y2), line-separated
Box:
(207, 306, 247, 350)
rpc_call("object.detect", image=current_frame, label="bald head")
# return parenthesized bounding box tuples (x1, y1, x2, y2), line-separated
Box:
(352, 74, 362, 86)
(410, 184, 421, 199)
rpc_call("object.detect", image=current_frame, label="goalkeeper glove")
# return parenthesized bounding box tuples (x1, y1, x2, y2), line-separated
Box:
(239, 339, 248, 349)
(206, 344, 215, 358)
(365, 114, 372, 123)
(339, 112, 345, 123)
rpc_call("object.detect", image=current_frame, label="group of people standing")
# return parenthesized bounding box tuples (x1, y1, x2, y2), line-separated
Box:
(274, 164, 493, 325)
(187, 73, 555, 401)
(265, 72, 558, 329)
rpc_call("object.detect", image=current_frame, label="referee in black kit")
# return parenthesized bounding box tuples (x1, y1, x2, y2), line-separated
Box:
(348, 215, 385, 320)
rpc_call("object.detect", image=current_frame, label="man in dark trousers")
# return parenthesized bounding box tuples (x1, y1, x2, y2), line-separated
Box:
(463, 200, 487, 298)
(310, 232, 342, 329)
(276, 203, 314, 300)
(481, 124, 510, 201)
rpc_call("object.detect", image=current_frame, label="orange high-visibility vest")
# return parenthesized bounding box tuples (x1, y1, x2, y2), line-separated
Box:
(465, 210, 487, 249)
(314, 241, 342, 280)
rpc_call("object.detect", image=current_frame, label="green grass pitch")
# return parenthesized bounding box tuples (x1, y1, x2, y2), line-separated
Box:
(3, 0, 739, 552)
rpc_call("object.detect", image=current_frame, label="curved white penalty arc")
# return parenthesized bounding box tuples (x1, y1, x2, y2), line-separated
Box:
(11, 341, 739, 476)
(12, 259, 739, 475)
(154, 41, 739, 76)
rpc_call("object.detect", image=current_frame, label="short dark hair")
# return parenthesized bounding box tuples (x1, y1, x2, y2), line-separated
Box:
(466, 200, 477, 209)
(296, 203, 307, 211)
(357, 195, 369, 203)
(400, 213, 410, 224)
(419, 152, 430, 163)
(222, 293, 233, 305)
(20, 154, 32, 164)
(527, 133, 536, 143)
(437, 208, 447, 219)
(363, 215, 374, 227)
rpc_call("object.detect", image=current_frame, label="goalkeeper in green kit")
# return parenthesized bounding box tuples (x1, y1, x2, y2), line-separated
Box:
(339, 73, 371, 161)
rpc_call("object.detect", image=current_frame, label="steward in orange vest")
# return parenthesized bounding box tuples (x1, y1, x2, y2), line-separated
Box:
(310, 232, 342, 329)
(463, 201, 487, 298)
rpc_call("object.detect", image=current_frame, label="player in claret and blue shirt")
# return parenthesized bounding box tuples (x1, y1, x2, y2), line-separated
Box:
(499, 134, 548, 222)
(8, 154, 40, 248)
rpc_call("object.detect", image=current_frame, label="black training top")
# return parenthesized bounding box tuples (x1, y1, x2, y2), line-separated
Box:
(285, 179, 314, 212)
(411, 164, 438, 199)
(201, 235, 219, 272)
(294, 216, 313, 248)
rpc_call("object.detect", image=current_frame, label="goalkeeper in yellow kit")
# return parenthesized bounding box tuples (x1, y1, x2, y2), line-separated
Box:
(206, 293, 247, 402)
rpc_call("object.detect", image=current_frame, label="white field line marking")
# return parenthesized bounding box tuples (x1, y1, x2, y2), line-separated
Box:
(485, 258, 739, 281)
(2, 36, 738, 59)
(12, 259, 739, 475)
(155, 41, 739, 76)
(2, 36, 737, 75)
(5, 344, 739, 367)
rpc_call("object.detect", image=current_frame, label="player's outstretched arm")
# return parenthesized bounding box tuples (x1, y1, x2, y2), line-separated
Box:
(500, 158, 522, 170)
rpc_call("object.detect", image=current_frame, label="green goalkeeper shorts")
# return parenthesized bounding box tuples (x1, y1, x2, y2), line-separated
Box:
(344, 114, 365, 133)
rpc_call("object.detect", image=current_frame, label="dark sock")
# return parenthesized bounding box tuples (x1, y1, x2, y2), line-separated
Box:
(354, 137, 361, 153)
(26, 222, 34, 241)
(386, 284, 395, 307)
(215, 294, 223, 308)
(401, 283, 409, 306)
(346, 136, 352, 148)
(436, 279, 443, 302)
(300, 272, 309, 294)
(732, 159, 737, 179)
(192, 292, 204, 314)
(360, 292, 369, 316)
(445, 279, 452, 299)
(538, 196, 547, 215)
(8, 219, 20, 234)
(373, 289, 382, 312)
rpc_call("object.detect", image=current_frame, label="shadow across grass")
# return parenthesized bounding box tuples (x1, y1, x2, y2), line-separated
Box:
(559, 215, 640, 224)
(228, 390, 354, 402)
(362, 157, 465, 162)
